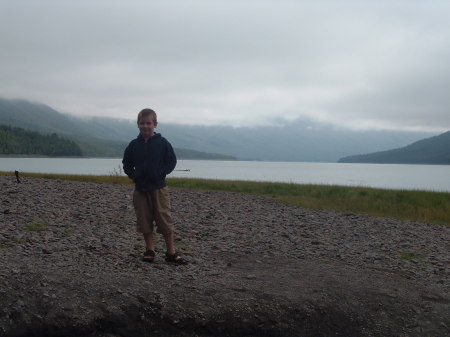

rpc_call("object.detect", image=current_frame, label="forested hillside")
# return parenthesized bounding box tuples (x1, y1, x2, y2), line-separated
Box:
(0, 124, 82, 156)
(338, 130, 450, 164)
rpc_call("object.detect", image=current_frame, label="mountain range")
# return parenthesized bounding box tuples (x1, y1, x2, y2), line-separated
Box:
(0, 99, 234, 159)
(0, 98, 446, 163)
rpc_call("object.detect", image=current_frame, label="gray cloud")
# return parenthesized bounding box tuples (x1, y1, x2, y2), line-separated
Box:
(1, 0, 449, 131)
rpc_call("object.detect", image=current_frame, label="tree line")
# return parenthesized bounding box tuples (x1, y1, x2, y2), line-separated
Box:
(0, 124, 82, 156)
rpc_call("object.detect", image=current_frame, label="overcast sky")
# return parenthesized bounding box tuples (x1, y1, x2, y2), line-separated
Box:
(1, 0, 449, 132)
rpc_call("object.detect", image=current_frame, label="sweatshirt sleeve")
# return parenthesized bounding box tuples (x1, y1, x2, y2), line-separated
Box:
(122, 143, 135, 179)
(161, 140, 177, 176)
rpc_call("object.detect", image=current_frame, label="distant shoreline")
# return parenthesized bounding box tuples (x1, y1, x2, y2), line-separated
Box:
(0, 154, 238, 160)
(0, 154, 85, 159)
(1, 158, 449, 193)
(2, 154, 450, 165)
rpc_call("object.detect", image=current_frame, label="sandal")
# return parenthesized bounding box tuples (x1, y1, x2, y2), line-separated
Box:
(142, 250, 155, 263)
(165, 251, 188, 265)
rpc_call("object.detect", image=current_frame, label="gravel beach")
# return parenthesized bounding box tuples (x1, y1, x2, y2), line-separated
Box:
(0, 175, 449, 337)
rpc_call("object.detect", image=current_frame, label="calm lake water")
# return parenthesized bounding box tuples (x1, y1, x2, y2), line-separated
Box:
(1, 157, 449, 192)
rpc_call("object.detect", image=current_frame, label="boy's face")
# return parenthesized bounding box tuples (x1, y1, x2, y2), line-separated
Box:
(138, 115, 157, 139)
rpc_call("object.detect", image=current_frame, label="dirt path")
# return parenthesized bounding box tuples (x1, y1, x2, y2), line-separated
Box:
(0, 175, 449, 336)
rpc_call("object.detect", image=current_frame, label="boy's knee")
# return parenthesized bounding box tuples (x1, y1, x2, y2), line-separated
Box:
(156, 224, 174, 236)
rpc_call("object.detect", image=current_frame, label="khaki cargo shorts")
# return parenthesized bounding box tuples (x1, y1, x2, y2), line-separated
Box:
(132, 187, 174, 235)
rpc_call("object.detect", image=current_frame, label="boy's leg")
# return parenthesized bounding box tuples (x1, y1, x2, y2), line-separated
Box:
(152, 188, 187, 264)
(162, 231, 176, 255)
(163, 232, 187, 264)
(143, 232, 155, 252)
(152, 188, 175, 251)
(133, 190, 156, 257)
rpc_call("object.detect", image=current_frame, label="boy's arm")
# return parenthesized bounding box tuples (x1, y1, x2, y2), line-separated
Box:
(122, 144, 135, 179)
(161, 141, 177, 177)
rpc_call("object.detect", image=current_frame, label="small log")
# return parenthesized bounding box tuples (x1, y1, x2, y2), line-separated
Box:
(14, 170, 21, 183)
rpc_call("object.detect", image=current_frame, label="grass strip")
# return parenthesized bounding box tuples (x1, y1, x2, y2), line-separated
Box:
(167, 178, 450, 226)
(1, 171, 449, 226)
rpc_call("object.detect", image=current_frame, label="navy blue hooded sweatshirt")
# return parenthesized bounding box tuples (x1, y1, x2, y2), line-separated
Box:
(122, 133, 177, 191)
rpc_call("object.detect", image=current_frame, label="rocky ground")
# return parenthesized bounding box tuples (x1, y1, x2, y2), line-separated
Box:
(0, 175, 449, 337)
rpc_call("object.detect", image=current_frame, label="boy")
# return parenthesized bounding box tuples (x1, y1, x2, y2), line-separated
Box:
(122, 108, 187, 264)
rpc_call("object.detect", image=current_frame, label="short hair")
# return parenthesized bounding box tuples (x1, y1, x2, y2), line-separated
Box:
(137, 108, 157, 124)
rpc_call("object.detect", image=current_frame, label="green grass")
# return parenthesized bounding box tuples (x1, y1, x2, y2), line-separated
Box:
(1, 171, 130, 184)
(1, 171, 449, 226)
(24, 222, 47, 232)
(396, 251, 424, 261)
(0, 237, 25, 249)
(167, 178, 450, 226)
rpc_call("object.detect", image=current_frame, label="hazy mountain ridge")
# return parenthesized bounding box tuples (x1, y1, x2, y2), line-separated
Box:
(0, 98, 440, 162)
(158, 122, 438, 162)
(0, 99, 235, 159)
(338, 130, 450, 164)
